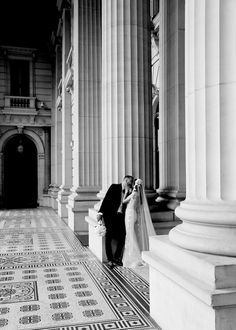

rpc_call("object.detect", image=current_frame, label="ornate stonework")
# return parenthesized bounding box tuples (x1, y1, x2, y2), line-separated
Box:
(0, 114, 51, 127)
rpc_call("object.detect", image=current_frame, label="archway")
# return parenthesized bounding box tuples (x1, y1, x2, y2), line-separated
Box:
(3, 134, 38, 208)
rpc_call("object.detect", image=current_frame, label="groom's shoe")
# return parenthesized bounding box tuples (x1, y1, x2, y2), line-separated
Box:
(113, 259, 123, 267)
(107, 261, 115, 269)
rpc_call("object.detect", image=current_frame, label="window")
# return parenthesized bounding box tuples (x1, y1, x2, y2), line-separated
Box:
(10, 60, 30, 96)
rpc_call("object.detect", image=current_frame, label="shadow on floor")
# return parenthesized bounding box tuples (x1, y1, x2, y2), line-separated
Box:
(75, 233, 88, 246)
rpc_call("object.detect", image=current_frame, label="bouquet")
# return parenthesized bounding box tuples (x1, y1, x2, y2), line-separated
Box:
(95, 220, 106, 237)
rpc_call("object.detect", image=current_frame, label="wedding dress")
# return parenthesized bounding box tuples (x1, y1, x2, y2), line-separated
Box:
(122, 180, 156, 268)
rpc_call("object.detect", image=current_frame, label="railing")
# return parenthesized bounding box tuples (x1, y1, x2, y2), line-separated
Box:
(4, 96, 36, 109)
(66, 46, 73, 71)
(65, 46, 73, 93)
(56, 95, 62, 111)
(58, 78, 62, 97)
(56, 79, 62, 110)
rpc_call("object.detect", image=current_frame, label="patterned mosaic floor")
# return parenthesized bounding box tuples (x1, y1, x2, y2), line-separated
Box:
(0, 208, 160, 330)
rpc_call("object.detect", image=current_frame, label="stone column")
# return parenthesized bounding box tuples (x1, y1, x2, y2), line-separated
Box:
(37, 153, 45, 205)
(67, 0, 101, 232)
(51, 44, 62, 210)
(157, 0, 185, 210)
(44, 127, 51, 194)
(170, 0, 236, 256)
(86, 0, 155, 261)
(100, 0, 153, 194)
(57, 8, 73, 219)
(143, 2, 236, 330)
(151, 19, 160, 191)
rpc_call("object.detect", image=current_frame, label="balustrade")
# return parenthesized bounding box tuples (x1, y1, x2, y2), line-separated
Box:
(4, 96, 36, 110)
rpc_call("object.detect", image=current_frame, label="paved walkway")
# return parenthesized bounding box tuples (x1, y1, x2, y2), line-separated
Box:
(0, 207, 160, 330)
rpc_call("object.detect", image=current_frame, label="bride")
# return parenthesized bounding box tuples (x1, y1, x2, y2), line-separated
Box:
(122, 179, 156, 268)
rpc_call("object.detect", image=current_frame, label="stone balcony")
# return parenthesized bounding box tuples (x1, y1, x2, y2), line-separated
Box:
(0, 96, 51, 127)
(3, 96, 37, 115)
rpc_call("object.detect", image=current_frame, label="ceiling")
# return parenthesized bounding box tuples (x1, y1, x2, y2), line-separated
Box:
(0, 0, 58, 49)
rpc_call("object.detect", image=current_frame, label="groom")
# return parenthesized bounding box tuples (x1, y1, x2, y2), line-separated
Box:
(97, 175, 135, 269)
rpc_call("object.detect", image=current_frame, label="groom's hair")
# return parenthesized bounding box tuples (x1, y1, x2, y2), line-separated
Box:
(123, 175, 135, 188)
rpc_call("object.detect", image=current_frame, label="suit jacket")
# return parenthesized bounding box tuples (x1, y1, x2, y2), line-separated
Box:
(99, 183, 125, 232)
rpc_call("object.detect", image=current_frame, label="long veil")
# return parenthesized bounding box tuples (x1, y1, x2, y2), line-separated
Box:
(137, 184, 156, 251)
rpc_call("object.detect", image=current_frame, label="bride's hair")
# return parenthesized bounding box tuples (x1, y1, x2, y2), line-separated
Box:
(133, 178, 143, 191)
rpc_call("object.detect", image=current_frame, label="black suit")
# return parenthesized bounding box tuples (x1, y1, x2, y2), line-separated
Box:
(99, 183, 128, 262)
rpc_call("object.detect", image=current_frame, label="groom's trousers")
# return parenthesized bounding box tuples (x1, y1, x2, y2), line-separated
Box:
(105, 212, 126, 262)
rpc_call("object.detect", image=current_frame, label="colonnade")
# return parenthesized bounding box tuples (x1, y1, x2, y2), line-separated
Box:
(51, 1, 236, 329)
(54, 0, 157, 231)
(143, 1, 236, 330)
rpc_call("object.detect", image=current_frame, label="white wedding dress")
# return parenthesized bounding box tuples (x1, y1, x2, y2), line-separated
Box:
(122, 183, 156, 268)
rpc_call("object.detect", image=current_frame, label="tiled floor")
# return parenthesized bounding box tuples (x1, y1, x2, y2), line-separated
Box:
(0, 207, 160, 330)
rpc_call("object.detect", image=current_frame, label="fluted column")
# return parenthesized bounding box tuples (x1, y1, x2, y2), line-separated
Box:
(57, 8, 73, 219)
(100, 0, 153, 195)
(37, 153, 45, 205)
(170, 0, 236, 256)
(50, 44, 62, 210)
(67, 0, 101, 231)
(86, 0, 154, 262)
(44, 127, 51, 193)
(157, 0, 185, 209)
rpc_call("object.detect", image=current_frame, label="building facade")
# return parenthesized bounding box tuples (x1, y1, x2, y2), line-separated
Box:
(0, 46, 52, 208)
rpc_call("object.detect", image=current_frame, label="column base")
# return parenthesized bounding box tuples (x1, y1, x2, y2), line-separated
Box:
(156, 187, 183, 211)
(145, 190, 159, 210)
(49, 185, 60, 210)
(85, 208, 106, 262)
(170, 200, 236, 256)
(146, 190, 182, 235)
(57, 187, 71, 218)
(39, 194, 51, 207)
(67, 190, 99, 232)
(143, 236, 236, 330)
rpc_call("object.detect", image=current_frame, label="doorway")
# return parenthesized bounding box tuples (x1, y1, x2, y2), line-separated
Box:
(3, 135, 38, 208)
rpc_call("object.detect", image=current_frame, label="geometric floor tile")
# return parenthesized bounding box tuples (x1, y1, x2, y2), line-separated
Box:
(0, 208, 161, 330)
(0, 281, 38, 304)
